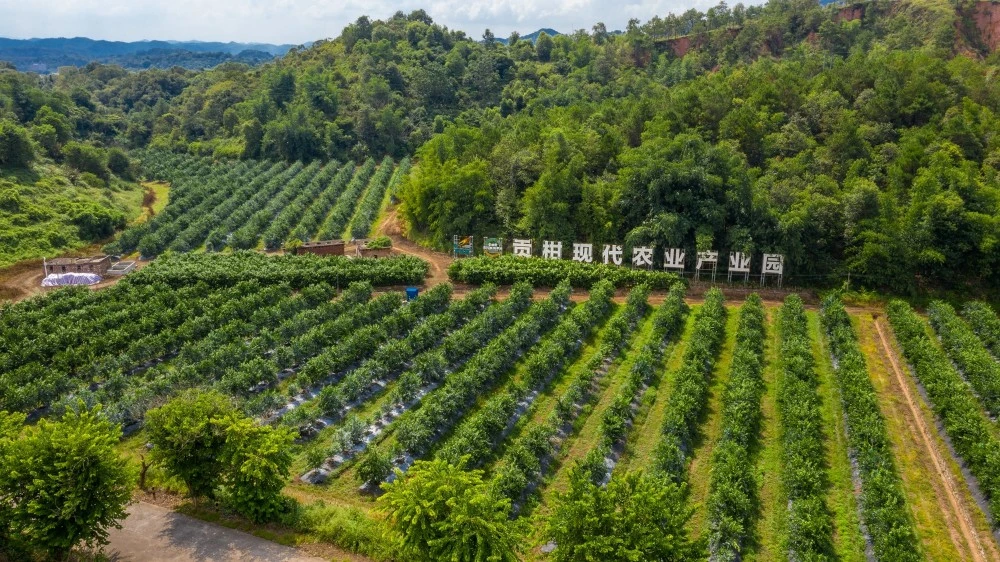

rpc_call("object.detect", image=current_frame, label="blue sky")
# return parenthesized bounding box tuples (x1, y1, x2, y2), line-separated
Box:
(0, 0, 741, 44)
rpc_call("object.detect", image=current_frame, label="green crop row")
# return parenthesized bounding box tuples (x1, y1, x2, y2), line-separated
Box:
(821, 296, 920, 562)
(962, 302, 1000, 360)
(706, 294, 766, 561)
(777, 295, 834, 559)
(651, 288, 727, 479)
(928, 301, 1000, 418)
(888, 300, 1000, 525)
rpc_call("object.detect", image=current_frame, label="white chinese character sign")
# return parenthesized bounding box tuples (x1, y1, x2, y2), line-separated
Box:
(513, 239, 533, 258)
(632, 246, 653, 269)
(603, 244, 623, 266)
(572, 243, 593, 263)
(542, 240, 563, 260)
(696, 251, 719, 282)
(761, 253, 785, 287)
(663, 248, 685, 271)
(728, 252, 751, 282)
(453, 232, 787, 287)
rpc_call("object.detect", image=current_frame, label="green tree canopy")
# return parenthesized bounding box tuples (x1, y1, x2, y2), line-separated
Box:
(547, 468, 703, 562)
(145, 389, 236, 498)
(380, 458, 521, 562)
(0, 406, 135, 560)
(0, 120, 35, 168)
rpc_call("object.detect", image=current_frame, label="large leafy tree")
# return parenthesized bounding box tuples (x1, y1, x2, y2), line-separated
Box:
(145, 389, 235, 498)
(145, 391, 296, 523)
(547, 468, 703, 562)
(0, 407, 135, 560)
(0, 120, 34, 168)
(218, 415, 295, 523)
(380, 458, 521, 562)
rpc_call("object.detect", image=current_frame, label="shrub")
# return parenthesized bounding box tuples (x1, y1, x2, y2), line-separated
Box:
(0, 120, 35, 168)
(63, 141, 109, 179)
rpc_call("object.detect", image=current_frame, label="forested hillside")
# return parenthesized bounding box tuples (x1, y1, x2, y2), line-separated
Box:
(0, 70, 142, 266)
(2, 0, 999, 292)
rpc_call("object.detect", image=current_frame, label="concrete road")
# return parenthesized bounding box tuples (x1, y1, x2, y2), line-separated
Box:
(107, 502, 327, 562)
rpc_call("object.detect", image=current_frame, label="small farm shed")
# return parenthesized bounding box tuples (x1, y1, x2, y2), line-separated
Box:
(44, 256, 112, 276)
(355, 240, 392, 259)
(293, 240, 345, 257)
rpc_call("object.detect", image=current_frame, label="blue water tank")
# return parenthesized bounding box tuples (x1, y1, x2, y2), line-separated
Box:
(406, 287, 419, 301)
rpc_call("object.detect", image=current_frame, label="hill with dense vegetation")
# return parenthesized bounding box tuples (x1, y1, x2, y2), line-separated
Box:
(0, 70, 144, 266)
(2, 0, 1000, 295)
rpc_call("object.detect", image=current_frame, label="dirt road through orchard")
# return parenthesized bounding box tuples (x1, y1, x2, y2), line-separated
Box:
(376, 208, 451, 286)
(873, 318, 996, 562)
(106, 502, 342, 562)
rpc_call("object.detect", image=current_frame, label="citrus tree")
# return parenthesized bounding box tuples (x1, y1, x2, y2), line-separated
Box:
(380, 458, 521, 562)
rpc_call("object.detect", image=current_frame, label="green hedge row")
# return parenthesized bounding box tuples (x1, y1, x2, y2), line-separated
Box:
(448, 255, 683, 289)
(126, 251, 429, 289)
(706, 294, 766, 561)
(778, 295, 834, 559)
(888, 300, 1000, 525)
(821, 296, 920, 562)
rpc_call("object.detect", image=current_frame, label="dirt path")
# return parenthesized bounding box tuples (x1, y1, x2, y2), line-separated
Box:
(873, 318, 995, 562)
(106, 502, 345, 562)
(376, 208, 451, 286)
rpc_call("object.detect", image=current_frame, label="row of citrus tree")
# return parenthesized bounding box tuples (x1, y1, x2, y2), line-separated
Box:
(583, 283, 691, 483)
(705, 294, 766, 560)
(888, 300, 1000, 522)
(822, 296, 921, 561)
(928, 301, 1000, 418)
(436, 279, 617, 468)
(314, 283, 536, 476)
(962, 302, 1000, 359)
(490, 284, 653, 509)
(2, 281, 263, 412)
(777, 295, 836, 558)
(279, 284, 496, 434)
(394, 281, 572, 458)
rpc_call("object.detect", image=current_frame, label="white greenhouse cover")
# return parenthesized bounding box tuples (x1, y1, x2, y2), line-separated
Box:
(41, 273, 102, 287)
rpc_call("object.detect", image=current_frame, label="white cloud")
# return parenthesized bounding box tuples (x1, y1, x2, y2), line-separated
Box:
(0, 0, 760, 44)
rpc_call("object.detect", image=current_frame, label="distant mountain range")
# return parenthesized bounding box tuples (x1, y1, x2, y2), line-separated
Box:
(496, 28, 561, 44)
(0, 37, 301, 72)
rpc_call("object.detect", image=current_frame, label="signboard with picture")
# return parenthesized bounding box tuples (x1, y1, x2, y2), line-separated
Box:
(453, 235, 474, 258)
